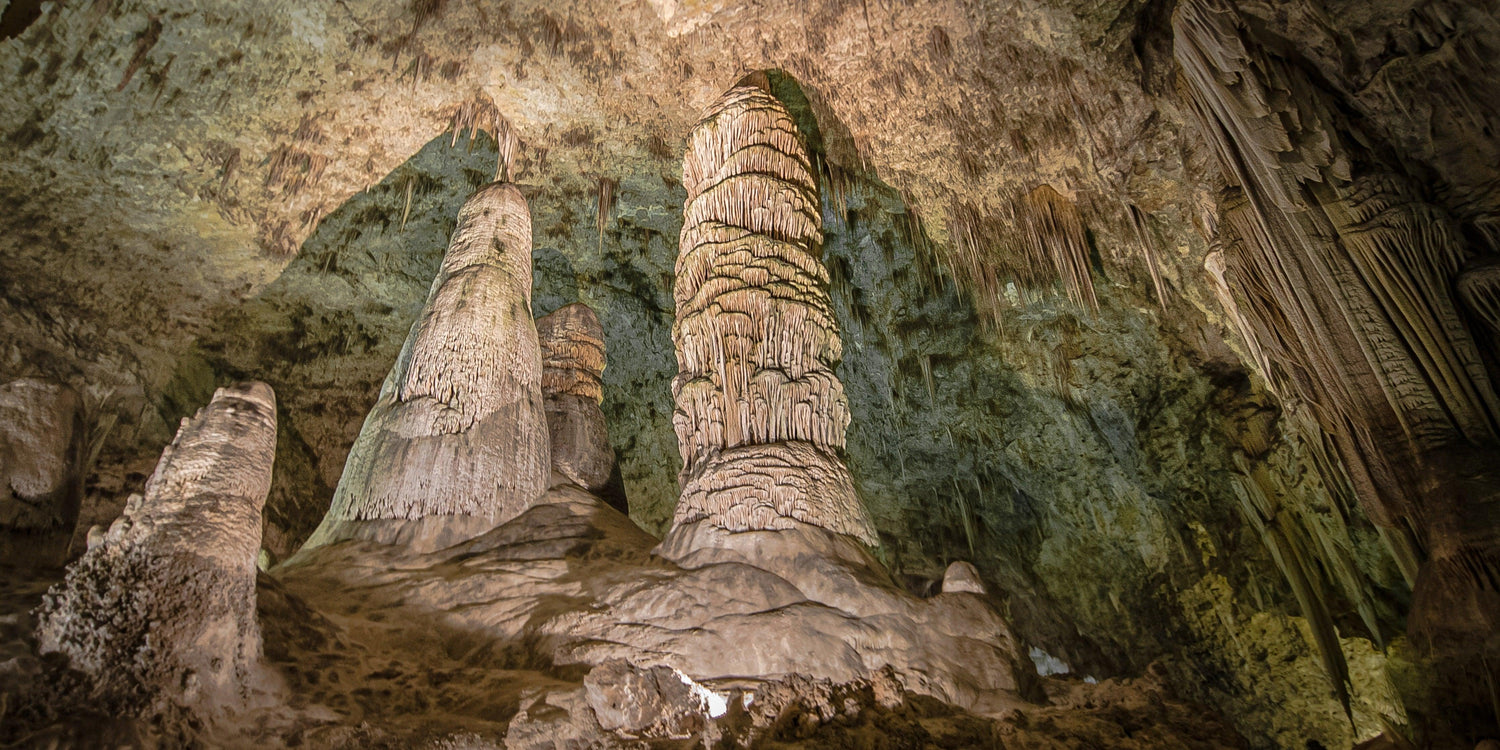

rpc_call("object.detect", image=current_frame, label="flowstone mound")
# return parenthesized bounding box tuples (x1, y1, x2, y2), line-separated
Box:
(669, 75, 877, 545)
(537, 302, 615, 494)
(302, 181, 550, 553)
(32, 382, 278, 723)
(280, 485, 1030, 745)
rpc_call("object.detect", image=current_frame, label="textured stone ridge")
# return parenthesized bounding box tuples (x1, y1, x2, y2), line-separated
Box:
(0, 378, 81, 531)
(538, 302, 615, 492)
(303, 181, 549, 552)
(670, 77, 876, 545)
(33, 382, 277, 719)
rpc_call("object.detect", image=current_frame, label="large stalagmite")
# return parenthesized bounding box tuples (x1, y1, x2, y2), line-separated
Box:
(538, 303, 616, 493)
(33, 382, 278, 719)
(669, 75, 877, 545)
(302, 181, 550, 553)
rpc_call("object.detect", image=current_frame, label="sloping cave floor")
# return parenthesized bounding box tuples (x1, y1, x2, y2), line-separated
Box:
(0, 499, 1259, 749)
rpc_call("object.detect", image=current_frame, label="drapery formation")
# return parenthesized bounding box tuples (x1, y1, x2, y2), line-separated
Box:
(1177, 0, 1500, 533)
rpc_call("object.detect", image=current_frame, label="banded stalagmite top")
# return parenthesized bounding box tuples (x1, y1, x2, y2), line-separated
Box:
(670, 76, 877, 545)
(538, 302, 615, 493)
(302, 182, 550, 553)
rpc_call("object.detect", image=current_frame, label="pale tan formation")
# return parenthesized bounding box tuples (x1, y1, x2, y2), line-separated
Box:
(942, 561, 987, 595)
(303, 182, 550, 553)
(33, 382, 278, 719)
(669, 77, 877, 545)
(1175, 0, 1500, 531)
(0, 378, 81, 532)
(538, 303, 616, 493)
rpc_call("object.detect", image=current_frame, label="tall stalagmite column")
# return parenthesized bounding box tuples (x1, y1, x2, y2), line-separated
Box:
(35, 382, 278, 717)
(538, 302, 616, 493)
(303, 182, 550, 552)
(668, 75, 876, 544)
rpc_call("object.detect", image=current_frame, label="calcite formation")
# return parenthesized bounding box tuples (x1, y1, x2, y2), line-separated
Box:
(33, 382, 277, 719)
(302, 181, 549, 553)
(1177, 0, 1500, 716)
(670, 76, 877, 545)
(1176, 0, 1500, 529)
(537, 303, 615, 493)
(0, 378, 81, 532)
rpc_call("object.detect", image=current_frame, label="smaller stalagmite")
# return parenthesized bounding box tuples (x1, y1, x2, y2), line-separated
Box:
(538, 303, 616, 493)
(303, 181, 550, 553)
(0, 378, 81, 532)
(669, 75, 877, 545)
(33, 382, 277, 719)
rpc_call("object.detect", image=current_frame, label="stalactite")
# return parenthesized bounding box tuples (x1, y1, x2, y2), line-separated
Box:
(538, 302, 615, 493)
(668, 75, 876, 545)
(449, 92, 516, 181)
(1230, 453, 1352, 719)
(34, 383, 277, 716)
(302, 181, 549, 552)
(1129, 203, 1168, 311)
(1175, 0, 1500, 537)
(1018, 185, 1098, 312)
(596, 176, 617, 255)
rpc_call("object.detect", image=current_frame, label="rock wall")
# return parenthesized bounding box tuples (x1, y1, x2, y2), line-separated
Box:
(32, 382, 276, 721)
(302, 181, 549, 553)
(670, 77, 876, 545)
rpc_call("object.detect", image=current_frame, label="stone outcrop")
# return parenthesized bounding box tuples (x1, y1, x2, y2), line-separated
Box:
(0, 378, 82, 532)
(32, 382, 277, 720)
(537, 303, 615, 493)
(302, 181, 550, 553)
(669, 75, 876, 545)
(942, 561, 987, 594)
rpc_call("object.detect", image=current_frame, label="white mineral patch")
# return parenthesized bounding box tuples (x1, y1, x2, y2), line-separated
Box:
(1029, 646, 1071, 677)
(673, 668, 728, 719)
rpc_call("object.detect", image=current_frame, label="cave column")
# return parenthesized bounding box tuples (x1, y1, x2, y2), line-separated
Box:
(665, 74, 877, 546)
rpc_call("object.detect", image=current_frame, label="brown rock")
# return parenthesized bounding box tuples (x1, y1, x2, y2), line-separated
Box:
(0, 378, 81, 532)
(302, 182, 550, 553)
(668, 78, 876, 545)
(33, 382, 278, 720)
(538, 303, 615, 493)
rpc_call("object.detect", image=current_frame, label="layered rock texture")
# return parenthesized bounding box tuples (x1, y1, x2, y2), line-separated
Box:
(670, 77, 877, 545)
(31, 382, 277, 722)
(537, 302, 615, 493)
(0, 378, 81, 533)
(302, 181, 549, 553)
